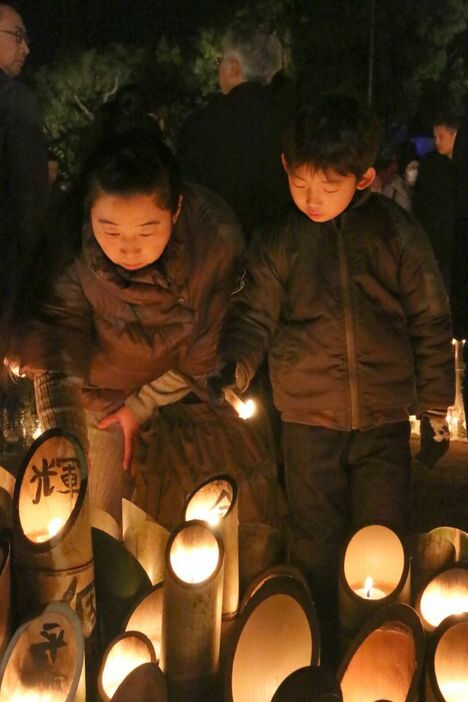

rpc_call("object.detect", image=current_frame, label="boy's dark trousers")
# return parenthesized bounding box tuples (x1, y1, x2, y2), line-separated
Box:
(282, 420, 412, 668)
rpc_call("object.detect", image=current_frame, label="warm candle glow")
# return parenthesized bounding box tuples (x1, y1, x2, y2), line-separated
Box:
(102, 650, 153, 700)
(170, 542, 219, 584)
(223, 389, 256, 419)
(421, 583, 468, 628)
(185, 478, 233, 526)
(439, 680, 468, 702)
(33, 516, 64, 543)
(354, 576, 387, 600)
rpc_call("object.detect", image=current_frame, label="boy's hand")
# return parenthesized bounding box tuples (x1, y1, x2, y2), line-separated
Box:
(97, 405, 141, 473)
(415, 412, 450, 469)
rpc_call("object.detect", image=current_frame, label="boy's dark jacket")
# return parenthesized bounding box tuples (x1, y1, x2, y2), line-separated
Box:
(220, 190, 454, 430)
(20, 183, 244, 411)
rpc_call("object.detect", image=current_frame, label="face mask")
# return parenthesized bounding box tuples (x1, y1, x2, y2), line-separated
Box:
(405, 167, 418, 186)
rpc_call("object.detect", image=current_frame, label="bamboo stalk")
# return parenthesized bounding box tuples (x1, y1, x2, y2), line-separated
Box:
(12, 429, 96, 638)
(425, 612, 468, 702)
(122, 499, 170, 586)
(0, 601, 86, 702)
(98, 631, 156, 702)
(111, 662, 168, 702)
(0, 540, 11, 659)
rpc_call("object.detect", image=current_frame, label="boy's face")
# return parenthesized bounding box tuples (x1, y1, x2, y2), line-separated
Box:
(282, 158, 375, 223)
(433, 125, 457, 159)
(91, 192, 181, 271)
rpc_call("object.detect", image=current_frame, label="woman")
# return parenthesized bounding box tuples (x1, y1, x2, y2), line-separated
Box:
(19, 131, 281, 534)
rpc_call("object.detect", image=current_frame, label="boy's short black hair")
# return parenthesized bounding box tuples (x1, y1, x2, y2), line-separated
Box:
(433, 112, 462, 131)
(84, 129, 182, 214)
(283, 94, 381, 179)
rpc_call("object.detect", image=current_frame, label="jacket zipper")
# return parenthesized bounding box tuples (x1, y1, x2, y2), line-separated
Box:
(337, 232, 360, 428)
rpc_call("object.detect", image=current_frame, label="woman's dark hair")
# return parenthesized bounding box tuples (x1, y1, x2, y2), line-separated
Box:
(283, 93, 381, 179)
(84, 129, 182, 214)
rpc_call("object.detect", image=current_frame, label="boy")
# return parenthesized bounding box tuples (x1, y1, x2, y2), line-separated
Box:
(214, 94, 454, 659)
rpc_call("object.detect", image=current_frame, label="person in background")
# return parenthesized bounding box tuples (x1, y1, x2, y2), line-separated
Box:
(211, 94, 454, 666)
(413, 113, 462, 286)
(382, 147, 420, 212)
(178, 24, 292, 242)
(0, 2, 48, 365)
(17, 131, 282, 547)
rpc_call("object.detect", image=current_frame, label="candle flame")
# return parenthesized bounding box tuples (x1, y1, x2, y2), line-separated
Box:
(170, 541, 219, 584)
(238, 398, 256, 420)
(364, 576, 373, 598)
(34, 516, 64, 543)
(223, 388, 256, 420)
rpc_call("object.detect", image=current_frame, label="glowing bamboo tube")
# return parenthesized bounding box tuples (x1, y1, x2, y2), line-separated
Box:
(339, 524, 410, 648)
(0, 465, 15, 532)
(185, 475, 238, 618)
(223, 389, 256, 419)
(160, 520, 224, 700)
(337, 603, 425, 702)
(98, 631, 156, 702)
(429, 526, 468, 563)
(12, 429, 96, 638)
(90, 508, 120, 540)
(111, 662, 168, 702)
(425, 613, 468, 702)
(415, 565, 468, 632)
(122, 499, 170, 585)
(125, 583, 164, 661)
(0, 541, 10, 659)
(225, 575, 319, 702)
(409, 532, 456, 600)
(271, 665, 342, 702)
(0, 602, 86, 702)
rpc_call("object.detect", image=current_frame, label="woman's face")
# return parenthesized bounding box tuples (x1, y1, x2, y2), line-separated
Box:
(90, 192, 181, 270)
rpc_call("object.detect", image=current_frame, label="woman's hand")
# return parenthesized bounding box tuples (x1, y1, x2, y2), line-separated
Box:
(97, 405, 141, 473)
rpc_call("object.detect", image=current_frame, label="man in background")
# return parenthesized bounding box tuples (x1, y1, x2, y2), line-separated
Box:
(0, 3, 48, 361)
(178, 25, 292, 241)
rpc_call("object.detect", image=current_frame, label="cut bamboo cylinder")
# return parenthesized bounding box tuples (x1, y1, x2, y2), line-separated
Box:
(0, 540, 11, 659)
(122, 499, 170, 586)
(409, 532, 455, 603)
(239, 563, 309, 612)
(0, 601, 86, 702)
(415, 564, 468, 632)
(238, 522, 284, 596)
(184, 474, 239, 618)
(90, 508, 121, 541)
(92, 527, 152, 645)
(98, 631, 156, 702)
(124, 583, 164, 661)
(429, 526, 468, 562)
(0, 465, 15, 531)
(337, 603, 425, 702)
(339, 524, 410, 648)
(271, 665, 342, 702)
(160, 520, 224, 701)
(225, 573, 319, 702)
(425, 612, 468, 702)
(12, 428, 95, 638)
(111, 662, 168, 702)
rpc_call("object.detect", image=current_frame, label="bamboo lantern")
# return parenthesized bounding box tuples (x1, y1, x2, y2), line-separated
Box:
(425, 612, 468, 702)
(0, 540, 11, 659)
(409, 533, 456, 603)
(225, 573, 320, 702)
(0, 465, 15, 531)
(160, 519, 224, 701)
(184, 474, 238, 618)
(98, 631, 156, 702)
(90, 508, 121, 540)
(111, 662, 168, 702)
(122, 499, 170, 586)
(271, 665, 342, 702)
(337, 603, 425, 702)
(92, 527, 152, 644)
(339, 524, 410, 646)
(415, 564, 468, 633)
(239, 563, 309, 612)
(238, 522, 284, 596)
(12, 428, 96, 638)
(429, 526, 468, 563)
(124, 583, 164, 661)
(0, 601, 86, 702)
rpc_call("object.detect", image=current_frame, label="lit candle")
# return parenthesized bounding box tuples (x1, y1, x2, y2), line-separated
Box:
(170, 539, 220, 584)
(30, 516, 64, 543)
(223, 389, 256, 419)
(354, 576, 387, 600)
